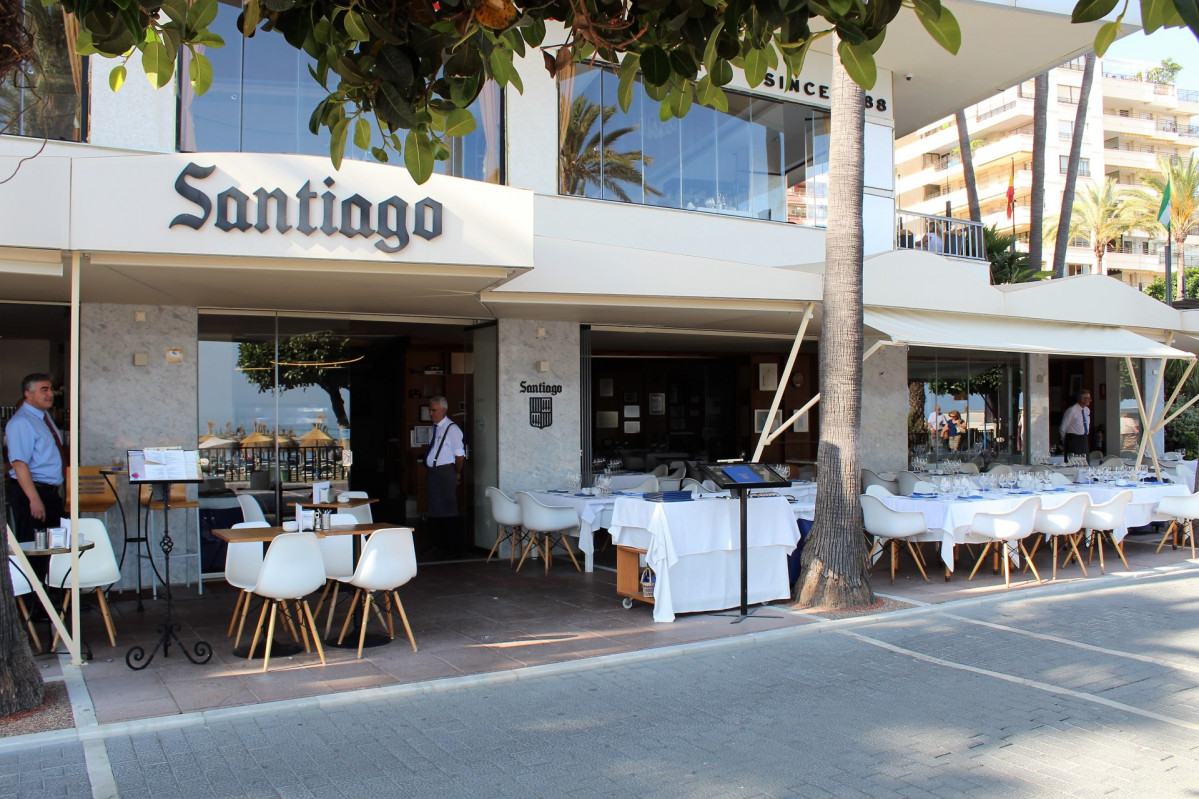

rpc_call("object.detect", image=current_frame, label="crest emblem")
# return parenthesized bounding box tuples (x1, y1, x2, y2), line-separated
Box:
(529, 396, 553, 429)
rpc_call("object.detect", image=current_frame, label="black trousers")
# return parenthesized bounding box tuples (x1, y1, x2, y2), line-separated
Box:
(1064, 433, 1089, 458)
(6, 479, 64, 543)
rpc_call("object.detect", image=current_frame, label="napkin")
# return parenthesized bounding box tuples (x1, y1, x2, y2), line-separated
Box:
(909, 492, 936, 498)
(962, 494, 984, 500)
(1042, 487, 1067, 492)
(573, 492, 591, 497)
(547, 489, 569, 493)
(1009, 490, 1033, 495)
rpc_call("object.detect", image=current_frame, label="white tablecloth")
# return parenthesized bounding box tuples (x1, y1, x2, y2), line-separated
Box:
(609, 496, 801, 623)
(528, 491, 616, 572)
(1068, 482, 1189, 541)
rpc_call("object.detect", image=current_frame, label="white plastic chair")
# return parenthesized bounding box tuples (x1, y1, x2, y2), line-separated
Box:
(895, 471, 922, 496)
(651, 464, 670, 477)
(1081, 490, 1134, 573)
(237, 493, 267, 524)
(985, 464, 1013, 476)
(1154, 491, 1199, 559)
(660, 466, 686, 490)
(335, 527, 418, 658)
(48, 518, 121, 647)
(247, 532, 327, 672)
(225, 521, 268, 647)
(10, 561, 41, 653)
(864, 484, 894, 499)
(1099, 456, 1125, 468)
(628, 475, 659, 493)
(681, 478, 706, 494)
(1047, 471, 1073, 487)
(861, 469, 898, 495)
(313, 513, 360, 637)
(956, 463, 980, 475)
(912, 480, 937, 493)
(514, 492, 582, 574)
(485, 487, 525, 565)
(967, 497, 1040, 588)
(339, 491, 373, 523)
(860, 495, 929, 584)
(1030, 494, 1090, 581)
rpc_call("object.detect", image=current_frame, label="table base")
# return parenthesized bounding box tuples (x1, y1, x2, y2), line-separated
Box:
(232, 641, 304, 659)
(712, 604, 785, 624)
(324, 630, 392, 650)
(126, 622, 212, 670)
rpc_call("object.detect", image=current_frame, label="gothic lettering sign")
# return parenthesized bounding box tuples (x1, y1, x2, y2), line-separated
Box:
(529, 397, 553, 429)
(519, 381, 563, 396)
(169, 161, 444, 254)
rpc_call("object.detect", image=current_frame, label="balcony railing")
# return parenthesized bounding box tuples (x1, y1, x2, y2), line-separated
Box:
(975, 101, 1016, 124)
(895, 211, 985, 261)
(1181, 88, 1199, 104)
(1158, 120, 1199, 138)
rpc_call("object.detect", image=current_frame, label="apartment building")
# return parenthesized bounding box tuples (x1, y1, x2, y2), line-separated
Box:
(896, 57, 1199, 289)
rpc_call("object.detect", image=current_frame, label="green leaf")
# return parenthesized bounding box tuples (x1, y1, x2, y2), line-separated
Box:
(160, 0, 187, 27)
(141, 41, 174, 88)
(377, 82, 419, 130)
(702, 21, 724, 73)
(916, 2, 961, 54)
(1071, 0, 1119, 21)
(1173, 0, 1199, 36)
(371, 147, 389, 163)
(330, 118, 349, 171)
(695, 75, 729, 112)
(73, 28, 98, 55)
(108, 64, 126, 92)
(659, 96, 675, 122)
(488, 49, 514, 87)
(617, 53, 640, 112)
(445, 108, 477, 137)
(354, 117, 372, 150)
(186, 0, 218, 31)
(671, 80, 693, 117)
(243, 0, 261, 34)
(641, 45, 671, 87)
(1141, 0, 1180, 31)
(1093, 19, 1120, 55)
(188, 52, 214, 95)
(912, 0, 942, 21)
(521, 17, 546, 48)
(837, 39, 877, 89)
(711, 59, 734, 86)
(827, 0, 852, 14)
(864, 30, 886, 54)
(192, 31, 225, 47)
(343, 10, 369, 41)
(743, 47, 768, 87)
(404, 130, 435, 184)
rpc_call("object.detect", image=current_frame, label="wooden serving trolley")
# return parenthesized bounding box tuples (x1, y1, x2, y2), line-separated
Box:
(616, 546, 653, 609)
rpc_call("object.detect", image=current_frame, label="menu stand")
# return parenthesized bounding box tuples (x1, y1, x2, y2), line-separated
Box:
(124, 449, 211, 670)
(696, 462, 791, 623)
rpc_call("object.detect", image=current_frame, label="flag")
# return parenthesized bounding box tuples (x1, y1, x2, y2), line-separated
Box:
(1005, 161, 1015, 220)
(1158, 178, 1172, 229)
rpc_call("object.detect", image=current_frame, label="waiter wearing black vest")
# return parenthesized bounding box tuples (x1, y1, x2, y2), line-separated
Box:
(424, 396, 465, 558)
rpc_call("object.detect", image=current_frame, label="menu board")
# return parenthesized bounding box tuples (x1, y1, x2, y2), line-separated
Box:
(128, 448, 202, 483)
(696, 461, 791, 490)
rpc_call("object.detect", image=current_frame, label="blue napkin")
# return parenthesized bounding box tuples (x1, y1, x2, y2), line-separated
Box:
(909, 492, 936, 498)
(547, 489, 569, 493)
(573, 493, 591, 497)
(1043, 487, 1067, 492)
(963, 494, 984, 500)
(1010, 490, 1033, 494)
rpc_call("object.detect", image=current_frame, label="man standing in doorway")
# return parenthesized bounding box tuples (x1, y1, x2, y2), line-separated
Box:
(927, 405, 946, 450)
(424, 396, 465, 558)
(1060, 390, 1092, 459)
(5, 374, 65, 543)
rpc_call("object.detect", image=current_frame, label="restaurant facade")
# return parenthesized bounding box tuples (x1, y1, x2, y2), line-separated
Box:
(3, 1, 1197, 597)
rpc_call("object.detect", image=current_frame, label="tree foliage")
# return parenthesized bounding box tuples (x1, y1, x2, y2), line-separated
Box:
(559, 95, 659, 202)
(984, 225, 1051, 284)
(1045, 177, 1138, 275)
(236, 332, 353, 428)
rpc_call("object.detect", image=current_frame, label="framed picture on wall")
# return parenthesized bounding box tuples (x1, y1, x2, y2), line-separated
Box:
(623, 392, 638, 403)
(624, 405, 640, 419)
(648, 393, 666, 415)
(624, 421, 641, 434)
(753, 409, 782, 434)
(419, 406, 431, 422)
(792, 410, 809, 433)
(599, 378, 614, 397)
(758, 363, 779, 391)
(597, 411, 619, 428)
(1068, 374, 1083, 399)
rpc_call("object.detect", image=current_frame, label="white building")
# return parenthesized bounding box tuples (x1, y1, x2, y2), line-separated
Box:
(2, 1, 1196, 586)
(896, 55, 1199, 287)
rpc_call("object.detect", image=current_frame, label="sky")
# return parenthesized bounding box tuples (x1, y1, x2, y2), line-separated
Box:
(1104, 27, 1199, 90)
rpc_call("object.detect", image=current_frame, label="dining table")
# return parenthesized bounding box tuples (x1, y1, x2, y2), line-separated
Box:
(211, 521, 392, 544)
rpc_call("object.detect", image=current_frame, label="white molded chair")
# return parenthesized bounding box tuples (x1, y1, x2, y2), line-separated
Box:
(864, 484, 894, 499)
(912, 480, 937, 494)
(247, 532, 327, 672)
(861, 469, 898, 495)
(985, 464, 1013, 476)
(335, 527, 418, 658)
(10, 562, 41, 653)
(1154, 491, 1199, 559)
(895, 471, 922, 496)
(956, 463, 980, 475)
(237, 493, 267, 524)
(629, 475, 659, 493)
(651, 464, 670, 477)
(339, 491, 373, 523)
(967, 497, 1041, 588)
(659, 466, 686, 491)
(514, 492, 582, 574)
(1081, 490, 1134, 574)
(1029, 494, 1090, 581)
(681, 478, 705, 494)
(225, 521, 269, 647)
(860, 495, 929, 584)
(484, 487, 525, 565)
(1047, 471, 1073, 487)
(48, 518, 121, 647)
(1099, 455, 1125, 468)
(313, 513, 360, 637)
(1027, 464, 1053, 474)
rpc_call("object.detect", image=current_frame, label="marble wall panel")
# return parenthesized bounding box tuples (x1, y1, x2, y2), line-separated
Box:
(861, 343, 908, 472)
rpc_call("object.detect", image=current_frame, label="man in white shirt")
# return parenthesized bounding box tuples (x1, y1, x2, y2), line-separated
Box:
(1060, 390, 1092, 458)
(927, 405, 946, 448)
(424, 396, 465, 557)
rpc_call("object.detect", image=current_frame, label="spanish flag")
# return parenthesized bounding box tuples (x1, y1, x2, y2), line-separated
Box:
(1005, 160, 1015, 219)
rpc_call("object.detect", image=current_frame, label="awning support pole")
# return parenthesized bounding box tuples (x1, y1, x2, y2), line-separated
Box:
(1127, 355, 1167, 481)
(68, 251, 82, 665)
(752, 302, 814, 462)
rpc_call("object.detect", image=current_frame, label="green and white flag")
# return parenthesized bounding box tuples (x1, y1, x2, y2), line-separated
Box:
(1158, 179, 1172, 228)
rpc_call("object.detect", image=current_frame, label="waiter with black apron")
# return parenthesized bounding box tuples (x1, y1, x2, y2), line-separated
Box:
(424, 396, 465, 558)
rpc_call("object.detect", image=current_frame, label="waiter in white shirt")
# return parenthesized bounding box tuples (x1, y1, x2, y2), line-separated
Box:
(424, 396, 465, 558)
(1060, 390, 1092, 458)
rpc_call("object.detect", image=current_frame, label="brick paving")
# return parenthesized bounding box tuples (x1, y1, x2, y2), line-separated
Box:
(2, 563, 1198, 798)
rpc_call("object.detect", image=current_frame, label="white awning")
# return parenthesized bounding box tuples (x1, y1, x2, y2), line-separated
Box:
(864, 308, 1195, 360)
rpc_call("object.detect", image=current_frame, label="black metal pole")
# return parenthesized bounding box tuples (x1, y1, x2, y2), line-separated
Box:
(739, 488, 749, 616)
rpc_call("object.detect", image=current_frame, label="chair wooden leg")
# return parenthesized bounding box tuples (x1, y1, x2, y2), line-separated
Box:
(337, 589, 362, 645)
(51, 591, 72, 651)
(302, 601, 326, 666)
(368, 593, 390, 638)
(1096, 532, 1107, 574)
(235, 591, 257, 649)
(514, 535, 537, 573)
(1020, 543, 1042, 584)
(557, 533, 582, 572)
(968, 542, 994, 580)
(906, 542, 929, 582)
(324, 582, 341, 639)
(248, 600, 270, 660)
(227, 589, 245, 638)
(382, 592, 395, 639)
(16, 596, 42, 653)
(1157, 520, 1178, 553)
(262, 602, 277, 672)
(1002, 549, 1010, 588)
(543, 535, 551, 574)
(1066, 534, 1089, 578)
(1113, 534, 1131, 571)
(486, 525, 510, 563)
(290, 601, 310, 652)
(390, 590, 417, 652)
(95, 588, 117, 647)
(312, 580, 333, 620)
(890, 540, 898, 584)
(1051, 537, 1058, 581)
(1188, 520, 1197, 559)
(357, 593, 373, 659)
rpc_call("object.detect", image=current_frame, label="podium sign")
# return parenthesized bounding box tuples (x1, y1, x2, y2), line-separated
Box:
(696, 462, 790, 491)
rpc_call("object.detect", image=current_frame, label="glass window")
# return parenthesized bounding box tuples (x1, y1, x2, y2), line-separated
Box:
(180, 1, 503, 184)
(1059, 155, 1090, 175)
(0, 0, 86, 141)
(908, 354, 1025, 466)
(559, 63, 829, 226)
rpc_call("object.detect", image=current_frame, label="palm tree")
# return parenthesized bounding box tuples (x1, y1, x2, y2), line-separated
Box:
(558, 95, 659, 203)
(1047, 178, 1137, 275)
(1125, 155, 1199, 299)
(795, 40, 874, 609)
(985, 225, 1050, 284)
(1028, 72, 1049, 270)
(955, 110, 980, 223)
(1053, 53, 1097, 278)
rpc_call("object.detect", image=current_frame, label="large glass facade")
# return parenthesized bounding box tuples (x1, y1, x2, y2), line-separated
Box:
(559, 64, 828, 225)
(908, 354, 1026, 466)
(0, 0, 86, 141)
(180, 1, 502, 183)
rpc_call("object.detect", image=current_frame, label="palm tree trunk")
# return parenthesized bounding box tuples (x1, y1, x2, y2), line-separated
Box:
(796, 43, 874, 609)
(1053, 54, 1096, 278)
(0, 448, 46, 717)
(1029, 72, 1049, 270)
(955, 110, 980, 223)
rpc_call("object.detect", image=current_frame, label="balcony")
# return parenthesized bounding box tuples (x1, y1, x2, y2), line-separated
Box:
(895, 211, 985, 261)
